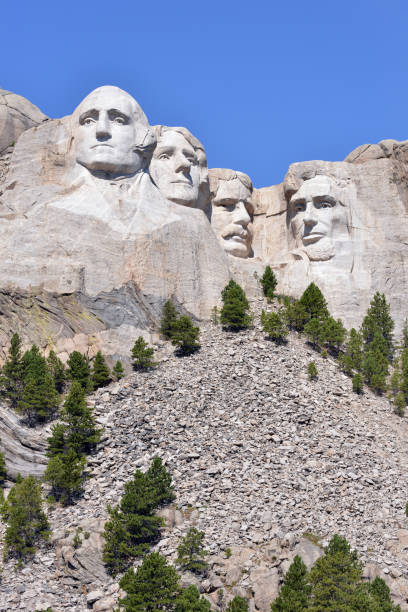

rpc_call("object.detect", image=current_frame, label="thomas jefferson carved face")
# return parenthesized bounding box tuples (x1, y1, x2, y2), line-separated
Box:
(211, 176, 253, 258)
(73, 87, 148, 176)
(289, 176, 349, 261)
(149, 130, 201, 206)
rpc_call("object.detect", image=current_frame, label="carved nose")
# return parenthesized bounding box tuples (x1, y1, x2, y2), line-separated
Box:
(175, 155, 191, 173)
(303, 202, 317, 226)
(234, 201, 250, 226)
(96, 115, 111, 140)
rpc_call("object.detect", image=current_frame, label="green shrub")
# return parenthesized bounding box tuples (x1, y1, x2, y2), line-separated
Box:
(66, 351, 91, 390)
(176, 527, 208, 574)
(160, 300, 179, 340)
(260, 265, 278, 301)
(171, 316, 200, 355)
(307, 361, 318, 380)
(352, 373, 364, 394)
(46, 350, 66, 393)
(0, 332, 24, 407)
(0, 452, 7, 485)
(271, 555, 311, 612)
(91, 351, 111, 389)
(131, 336, 157, 369)
(260, 309, 288, 343)
(220, 280, 251, 330)
(43, 449, 86, 506)
(226, 596, 249, 612)
(112, 360, 124, 380)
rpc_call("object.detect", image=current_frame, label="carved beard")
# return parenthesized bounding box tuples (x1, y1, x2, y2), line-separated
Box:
(304, 237, 335, 261)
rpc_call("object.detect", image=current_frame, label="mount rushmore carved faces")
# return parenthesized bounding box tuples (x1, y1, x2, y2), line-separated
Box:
(149, 126, 209, 209)
(209, 169, 253, 258)
(72, 86, 155, 177)
(288, 175, 350, 262)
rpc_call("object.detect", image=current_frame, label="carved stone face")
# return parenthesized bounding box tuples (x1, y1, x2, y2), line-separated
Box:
(211, 178, 253, 258)
(149, 130, 200, 206)
(74, 87, 145, 175)
(289, 176, 349, 261)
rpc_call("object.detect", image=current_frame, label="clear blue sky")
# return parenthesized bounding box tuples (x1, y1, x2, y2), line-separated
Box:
(2, 0, 408, 187)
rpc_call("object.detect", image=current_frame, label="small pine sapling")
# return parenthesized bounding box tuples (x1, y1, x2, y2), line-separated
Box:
(176, 527, 208, 575)
(260, 265, 278, 301)
(160, 300, 179, 340)
(112, 360, 124, 380)
(307, 361, 318, 380)
(352, 373, 364, 394)
(91, 351, 111, 389)
(260, 309, 287, 343)
(171, 316, 200, 355)
(131, 336, 157, 370)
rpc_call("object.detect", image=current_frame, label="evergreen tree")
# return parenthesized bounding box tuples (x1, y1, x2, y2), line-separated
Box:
(145, 456, 176, 507)
(160, 300, 179, 340)
(220, 280, 251, 331)
(17, 350, 60, 425)
(226, 596, 248, 612)
(0, 451, 7, 485)
(298, 282, 329, 323)
(362, 330, 389, 394)
(402, 319, 408, 350)
(66, 351, 91, 390)
(284, 300, 308, 332)
(118, 552, 180, 612)
(131, 337, 158, 369)
(91, 350, 111, 389)
(304, 318, 322, 349)
(400, 348, 408, 401)
(352, 373, 364, 394)
(113, 360, 124, 380)
(210, 306, 219, 325)
(271, 555, 311, 612)
(171, 316, 200, 355)
(394, 391, 405, 417)
(308, 534, 370, 612)
(47, 381, 101, 457)
(2, 475, 49, 561)
(308, 361, 318, 380)
(43, 449, 86, 506)
(261, 309, 288, 343)
(260, 265, 278, 301)
(102, 457, 173, 575)
(389, 359, 402, 399)
(176, 527, 208, 574)
(320, 317, 346, 352)
(361, 292, 394, 360)
(367, 576, 401, 611)
(0, 332, 24, 406)
(340, 328, 363, 375)
(175, 585, 211, 612)
(46, 350, 66, 393)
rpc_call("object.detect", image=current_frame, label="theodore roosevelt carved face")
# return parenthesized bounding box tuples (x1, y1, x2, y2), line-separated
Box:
(288, 175, 349, 261)
(73, 86, 154, 177)
(209, 169, 253, 258)
(149, 126, 208, 208)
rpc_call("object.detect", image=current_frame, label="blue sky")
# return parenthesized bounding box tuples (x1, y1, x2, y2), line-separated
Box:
(2, 0, 408, 187)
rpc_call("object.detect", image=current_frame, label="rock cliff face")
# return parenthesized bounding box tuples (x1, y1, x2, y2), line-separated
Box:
(1, 299, 408, 611)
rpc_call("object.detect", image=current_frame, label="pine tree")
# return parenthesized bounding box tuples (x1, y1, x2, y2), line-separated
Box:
(220, 280, 251, 331)
(260, 265, 278, 301)
(131, 337, 158, 369)
(308, 534, 370, 612)
(113, 360, 124, 380)
(43, 448, 86, 506)
(118, 552, 180, 612)
(394, 391, 405, 417)
(260, 309, 288, 343)
(176, 527, 208, 574)
(361, 292, 394, 360)
(226, 596, 248, 612)
(308, 361, 318, 380)
(298, 282, 329, 323)
(339, 328, 363, 375)
(402, 319, 408, 350)
(171, 316, 200, 355)
(2, 475, 49, 561)
(66, 351, 91, 390)
(367, 576, 401, 611)
(304, 318, 322, 349)
(352, 373, 364, 394)
(48, 381, 101, 457)
(320, 317, 346, 352)
(91, 351, 111, 389)
(0, 451, 7, 485)
(284, 300, 309, 332)
(175, 585, 211, 612)
(400, 348, 408, 401)
(271, 555, 311, 612)
(46, 350, 66, 393)
(0, 332, 24, 407)
(102, 457, 173, 575)
(362, 330, 389, 394)
(145, 456, 175, 507)
(17, 349, 60, 425)
(160, 300, 179, 340)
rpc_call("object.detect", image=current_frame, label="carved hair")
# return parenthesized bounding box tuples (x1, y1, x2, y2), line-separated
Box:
(208, 168, 253, 198)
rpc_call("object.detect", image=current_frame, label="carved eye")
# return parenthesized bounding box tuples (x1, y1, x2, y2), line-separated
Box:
(114, 116, 127, 125)
(318, 201, 334, 209)
(294, 203, 305, 213)
(158, 154, 169, 160)
(187, 156, 198, 165)
(83, 117, 95, 126)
